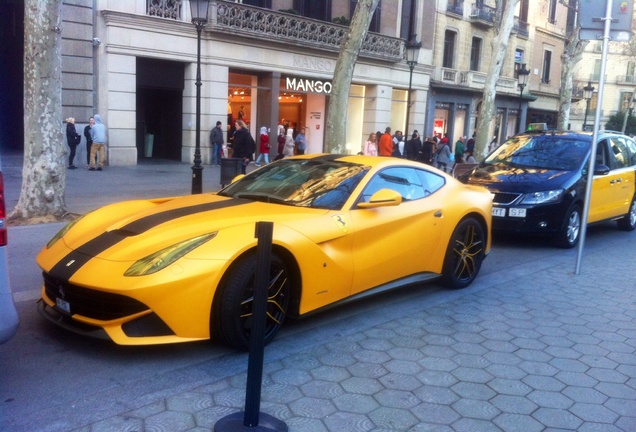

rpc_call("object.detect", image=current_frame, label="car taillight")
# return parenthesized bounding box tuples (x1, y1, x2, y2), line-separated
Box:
(0, 172, 6, 246)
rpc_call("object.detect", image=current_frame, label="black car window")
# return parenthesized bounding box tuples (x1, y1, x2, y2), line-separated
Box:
(595, 139, 608, 166)
(627, 138, 636, 166)
(609, 137, 630, 169)
(360, 167, 441, 203)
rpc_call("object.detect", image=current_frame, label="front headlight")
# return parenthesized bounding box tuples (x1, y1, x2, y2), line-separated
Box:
(46, 214, 87, 248)
(520, 189, 563, 205)
(124, 233, 217, 276)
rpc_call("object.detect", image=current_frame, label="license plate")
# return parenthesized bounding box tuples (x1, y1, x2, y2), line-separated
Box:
(56, 298, 71, 314)
(492, 207, 506, 217)
(509, 208, 526, 217)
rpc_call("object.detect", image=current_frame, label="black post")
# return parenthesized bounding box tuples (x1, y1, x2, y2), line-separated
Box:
(214, 221, 288, 432)
(405, 63, 414, 141)
(517, 86, 525, 134)
(583, 98, 591, 131)
(191, 23, 204, 194)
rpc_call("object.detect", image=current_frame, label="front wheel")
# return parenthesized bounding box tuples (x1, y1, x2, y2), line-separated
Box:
(617, 195, 636, 231)
(441, 218, 486, 289)
(213, 253, 291, 350)
(555, 204, 581, 249)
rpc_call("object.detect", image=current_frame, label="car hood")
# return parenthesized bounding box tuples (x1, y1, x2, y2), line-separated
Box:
(59, 194, 336, 261)
(463, 164, 575, 192)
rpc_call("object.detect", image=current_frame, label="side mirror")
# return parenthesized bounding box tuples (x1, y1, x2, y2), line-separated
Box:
(594, 164, 610, 176)
(357, 188, 403, 209)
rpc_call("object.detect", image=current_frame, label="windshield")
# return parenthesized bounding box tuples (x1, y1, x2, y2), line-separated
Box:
(219, 159, 369, 210)
(484, 134, 590, 171)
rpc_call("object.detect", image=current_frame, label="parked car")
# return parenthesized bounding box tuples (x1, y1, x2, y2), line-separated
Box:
(0, 154, 19, 344)
(458, 129, 636, 248)
(37, 154, 492, 350)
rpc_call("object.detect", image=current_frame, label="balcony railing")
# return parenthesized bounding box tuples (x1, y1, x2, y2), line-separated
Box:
(616, 75, 636, 84)
(470, 3, 495, 26)
(212, 1, 403, 62)
(514, 18, 529, 38)
(147, 0, 182, 20)
(447, 0, 464, 16)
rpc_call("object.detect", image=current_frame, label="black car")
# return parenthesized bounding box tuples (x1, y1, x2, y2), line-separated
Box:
(459, 130, 636, 248)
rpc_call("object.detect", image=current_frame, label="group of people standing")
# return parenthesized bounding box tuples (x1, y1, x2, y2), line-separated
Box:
(362, 128, 477, 174)
(65, 114, 107, 171)
(210, 120, 309, 174)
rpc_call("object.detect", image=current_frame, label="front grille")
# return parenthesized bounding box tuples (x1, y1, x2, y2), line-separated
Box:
(493, 192, 521, 205)
(43, 272, 148, 320)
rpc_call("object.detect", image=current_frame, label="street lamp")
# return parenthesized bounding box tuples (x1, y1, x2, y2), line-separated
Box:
(190, 0, 210, 194)
(516, 63, 530, 133)
(582, 81, 595, 131)
(404, 36, 421, 142)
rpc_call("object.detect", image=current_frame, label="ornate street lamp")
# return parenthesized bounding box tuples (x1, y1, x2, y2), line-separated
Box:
(190, 0, 210, 194)
(404, 36, 421, 142)
(516, 63, 530, 133)
(582, 81, 595, 131)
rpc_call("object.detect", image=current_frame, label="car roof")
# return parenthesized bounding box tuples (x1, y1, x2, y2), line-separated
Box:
(286, 153, 431, 170)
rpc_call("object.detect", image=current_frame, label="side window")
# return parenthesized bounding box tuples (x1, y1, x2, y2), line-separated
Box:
(595, 139, 608, 166)
(359, 167, 444, 203)
(626, 138, 636, 166)
(609, 137, 630, 169)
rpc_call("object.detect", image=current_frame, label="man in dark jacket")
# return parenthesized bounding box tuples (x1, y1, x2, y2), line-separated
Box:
(210, 121, 224, 166)
(231, 120, 255, 174)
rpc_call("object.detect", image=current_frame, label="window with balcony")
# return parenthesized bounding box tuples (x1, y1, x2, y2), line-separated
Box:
(443, 30, 456, 69)
(447, 0, 464, 16)
(541, 50, 552, 84)
(400, 0, 414, 40)
(592, 59, 602, 81)
(548, 0, 557, 23)
(294, 0, 332, 22)
(349, 0, 381, 32)
(470, 37, 481, 71)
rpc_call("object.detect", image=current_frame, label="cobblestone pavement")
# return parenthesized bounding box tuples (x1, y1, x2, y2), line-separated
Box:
(66, 236, 635, 432)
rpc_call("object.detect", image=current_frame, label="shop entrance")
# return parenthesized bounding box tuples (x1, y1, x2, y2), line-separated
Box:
(136, 58, 184, 161)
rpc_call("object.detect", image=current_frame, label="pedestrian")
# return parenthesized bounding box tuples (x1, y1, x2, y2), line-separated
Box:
(454, 135, 466, 164)
(363, 132, 378, 156)
(295, 127, 307, 155)
(391, 130, 405, 158)
(379, 127, 393, 156)
(254, 126, 270, 166)
(231, 120, 255, 174)
(404, 131, 422, 161)
(465, 149, 477, 163)
(420, 136, 435, 165)
(283, 128, 295, 157)
(435, 139, 452, 173)
(83, 116, 94, 168)
(210, 120, 224, 166)
(89, 114, 107, 171)
(65, 117, 81, 169)
(466, 132, 475, 154)
(274, 128, 286, 161)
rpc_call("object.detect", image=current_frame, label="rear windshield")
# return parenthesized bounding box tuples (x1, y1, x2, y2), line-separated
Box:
(484, 134, 589, 171)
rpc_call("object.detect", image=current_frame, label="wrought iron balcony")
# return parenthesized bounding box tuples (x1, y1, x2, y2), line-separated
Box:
(470, 3, 495, 27)
(513, 18, 529, 38)
(147, 0, 182, 20)
(446, 0, 464, 16)
(211, 1, 404, 62)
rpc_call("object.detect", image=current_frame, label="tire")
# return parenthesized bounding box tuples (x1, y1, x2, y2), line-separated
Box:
(555, 204, 581, 249)
(441, 217, 486, 289)
(213, 253, 290, 350)
(617, 195, 636, 231)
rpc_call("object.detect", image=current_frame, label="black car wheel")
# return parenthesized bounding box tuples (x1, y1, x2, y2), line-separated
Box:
(213, 253, 290, 350)
(617, 195, 636, 231)
(556, 204, 581, 249)
(441, 217, 485, 289)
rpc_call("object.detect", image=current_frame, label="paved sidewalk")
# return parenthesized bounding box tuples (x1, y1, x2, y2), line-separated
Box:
(2, 152, 636, 431)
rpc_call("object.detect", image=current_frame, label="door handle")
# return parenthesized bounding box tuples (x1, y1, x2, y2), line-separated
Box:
(434, 210, 442, 218)
(610, 178, 622, 184)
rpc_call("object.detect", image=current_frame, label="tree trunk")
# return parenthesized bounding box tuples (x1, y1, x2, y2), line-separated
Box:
(9, 0, 68, 224)
(557, 1, 588, 130)
(474, 0, 520, 159)
(324, 0, 379, 153)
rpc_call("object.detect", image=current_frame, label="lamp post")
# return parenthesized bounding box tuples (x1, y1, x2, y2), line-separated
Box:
(582, 81, 595, 132)
(516, 63, 530, 134)
(404, 36, 421, 141)
(190, 0, 209, 194)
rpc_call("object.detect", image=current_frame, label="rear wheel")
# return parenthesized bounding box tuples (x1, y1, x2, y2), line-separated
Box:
(617, 195, 636, 231)
(213, 253, 290, 350)
(441, 218, 485, 289)
(555, 204, 581, 249)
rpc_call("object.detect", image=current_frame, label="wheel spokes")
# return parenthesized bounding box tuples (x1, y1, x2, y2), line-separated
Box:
(451, 225, 483, 280)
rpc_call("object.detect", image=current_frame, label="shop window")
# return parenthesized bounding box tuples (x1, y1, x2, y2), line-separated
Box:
(443, 30, 456, 69)
(348, 0, 381, 32)
(294, 0, 332, 22)
(541, 50, 551, 84)
(470, 37, 481, 72)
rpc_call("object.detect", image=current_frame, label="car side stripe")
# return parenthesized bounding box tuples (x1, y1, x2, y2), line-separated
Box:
(49, 199, 247, 280)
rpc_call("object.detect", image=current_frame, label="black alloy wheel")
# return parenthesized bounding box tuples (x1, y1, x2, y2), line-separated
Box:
(441, 217, 485, 289)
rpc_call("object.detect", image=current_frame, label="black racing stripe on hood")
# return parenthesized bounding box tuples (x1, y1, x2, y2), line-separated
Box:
(49, 198, 248, 281)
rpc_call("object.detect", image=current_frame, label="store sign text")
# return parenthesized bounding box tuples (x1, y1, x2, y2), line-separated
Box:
(286, 77, 333, 94)
(293, 56, 334, 71)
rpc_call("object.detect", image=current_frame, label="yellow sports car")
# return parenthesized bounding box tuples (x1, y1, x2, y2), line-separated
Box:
(37, 154, 492, 349)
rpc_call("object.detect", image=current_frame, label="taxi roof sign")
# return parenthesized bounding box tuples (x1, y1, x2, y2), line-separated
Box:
(527, 123, 547, 131)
